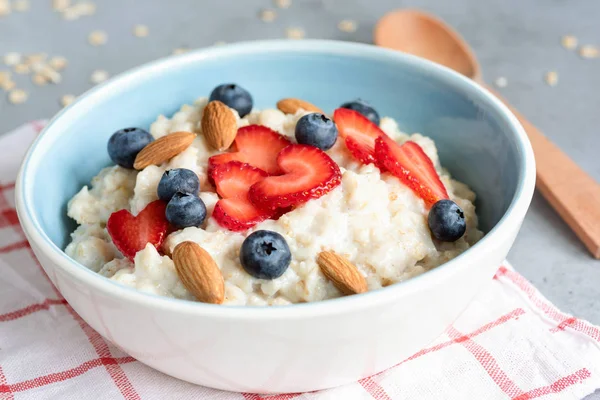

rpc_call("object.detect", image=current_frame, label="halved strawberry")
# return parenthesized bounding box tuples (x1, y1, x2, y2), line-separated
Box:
(106, 200, 169, 261)
(249, 144, 342, 210)
(333, 107, 386, 165)
(208, 125, 291, 175)
(375, 137, 449, 207)
(212, 161, 273, 231)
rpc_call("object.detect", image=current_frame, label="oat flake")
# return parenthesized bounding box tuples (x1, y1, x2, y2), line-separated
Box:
(274, 0, 291, 8)
(88, 30, 107, 46)
(338, 19, 357, 33)
(260, 9, 276, 22)
(133, 24, 149, 38)
(561, 35, 578, 50)
(49, 56, 68, 70)
(172, 48, 189, 55)
(61, 94, 76, 107)
(3, 52, 21, 66)
(544, 71, 558, 87)
(32, 74, 48, 86)
(90, 69, 109, 84)
(14, 64, 30, 74)
(494, 77, 508, 88)
(579, 45, 599, 59)
(52, 0, 70, 11)
(8, 89, 28, 104)
(286, 27, 305, 40)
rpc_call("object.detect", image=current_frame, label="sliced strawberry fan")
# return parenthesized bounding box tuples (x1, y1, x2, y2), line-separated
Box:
(249, 144, 342, 211)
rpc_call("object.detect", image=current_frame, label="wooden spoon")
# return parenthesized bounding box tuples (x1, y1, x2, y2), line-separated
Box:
(375, 10, 600, 259)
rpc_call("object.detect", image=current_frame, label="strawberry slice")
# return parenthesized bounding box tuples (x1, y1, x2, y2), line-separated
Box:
(333, 107, 386, 165)
(208, 125, 291, 175)
(212, 161, 274, 231)
(375, 137, 449, 207)
(249, 144, 342, 210)
(107, 200, 169, 261)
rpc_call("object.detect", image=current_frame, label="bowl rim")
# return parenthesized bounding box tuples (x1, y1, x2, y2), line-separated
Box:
(15, 39, 536, 320)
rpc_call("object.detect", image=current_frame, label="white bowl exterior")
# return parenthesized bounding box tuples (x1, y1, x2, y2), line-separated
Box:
(25, 218, 523, 393)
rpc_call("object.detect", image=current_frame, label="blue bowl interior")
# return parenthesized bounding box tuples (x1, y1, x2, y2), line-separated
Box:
(24, 42, 521, 250)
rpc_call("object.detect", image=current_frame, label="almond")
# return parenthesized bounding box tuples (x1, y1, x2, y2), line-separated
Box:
(277, 98, 323, 115)
(173, 241, 225, 304)
(201, 100, 237, 151)
(317, 251, 367, 295)
(133, 131, 196, 170)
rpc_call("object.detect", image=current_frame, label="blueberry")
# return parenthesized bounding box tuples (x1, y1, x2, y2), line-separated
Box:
(340, 99, 380, 126)
(165, 192, 207, 229)
(240, 230, 291, 280)
(295, 113, 338, 151)
(107, 127, 154, 169)
(209, 83, 253, 117)
(157, 168, 200, 202)
(428, 199, 466, 242)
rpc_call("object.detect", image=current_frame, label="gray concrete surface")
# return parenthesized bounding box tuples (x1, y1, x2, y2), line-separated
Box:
(0, 0, 598, 323)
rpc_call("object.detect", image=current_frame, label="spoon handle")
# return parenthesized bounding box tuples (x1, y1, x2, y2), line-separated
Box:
(485, 84, 600, 259)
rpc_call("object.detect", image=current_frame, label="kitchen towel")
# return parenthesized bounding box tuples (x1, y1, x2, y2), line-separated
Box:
(1, 121, 600, 400)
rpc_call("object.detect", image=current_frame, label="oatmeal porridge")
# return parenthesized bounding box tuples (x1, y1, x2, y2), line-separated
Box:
(65, 84, 483, 306)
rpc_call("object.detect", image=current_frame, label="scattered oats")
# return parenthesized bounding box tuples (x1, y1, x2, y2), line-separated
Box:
(90, 69, 109, 84)
(133, 24, 149, 38)
(32, 73, 48, 86)
(274, 0, 291, 9)
(75, 1, 96, 16)
(8, 89, 28, 104)
(13, 0, 30, 12)
(494, 76, 508, 88)
(14, 63, 30, 74)
(3, 52, 21, 66)
(52, 0, 70, 11)
(25, 53, 47, 65)
(561, 35, 578, 50)
(259, 8, 276, 22)
(337, 19, 357, 33)
(579, 45, 599, 59)
(49, 56, 68, 70)
(88, 30, 107, 46)
(544, 71, 558, 87)
(60, 94, 76, 107)
(172, 47, 189, 55)
(214, 41, 226, 46)
(285, 27, 305, 39)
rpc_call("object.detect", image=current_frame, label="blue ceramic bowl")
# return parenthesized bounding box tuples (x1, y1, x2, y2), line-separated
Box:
(16, 40, 535, 393)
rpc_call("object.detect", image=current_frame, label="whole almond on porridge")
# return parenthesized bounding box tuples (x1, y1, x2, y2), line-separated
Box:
(133, 131, 196, 170)
(317, 251, 367, 295)
(201, 100, 238, 151)
(173, 241, 225, 304)
(276, 98, 323, 114)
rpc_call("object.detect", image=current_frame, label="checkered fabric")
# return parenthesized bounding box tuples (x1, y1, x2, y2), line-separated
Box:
(1, 122, 600, 400)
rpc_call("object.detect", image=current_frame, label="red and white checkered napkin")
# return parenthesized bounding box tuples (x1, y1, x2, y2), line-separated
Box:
(1, 122, 600, 400)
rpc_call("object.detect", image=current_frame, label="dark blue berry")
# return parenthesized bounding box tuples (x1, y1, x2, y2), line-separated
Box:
(428, 199, 466, 242)
(240, 230, 291, 280)
(209, 83, 253, 117)
(157, 169, 200, 202)
(295, 113, 338, 151)
(165, 192, 207, 229)
(107, 127, 154, 169)
(340, 99, 380, 126)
